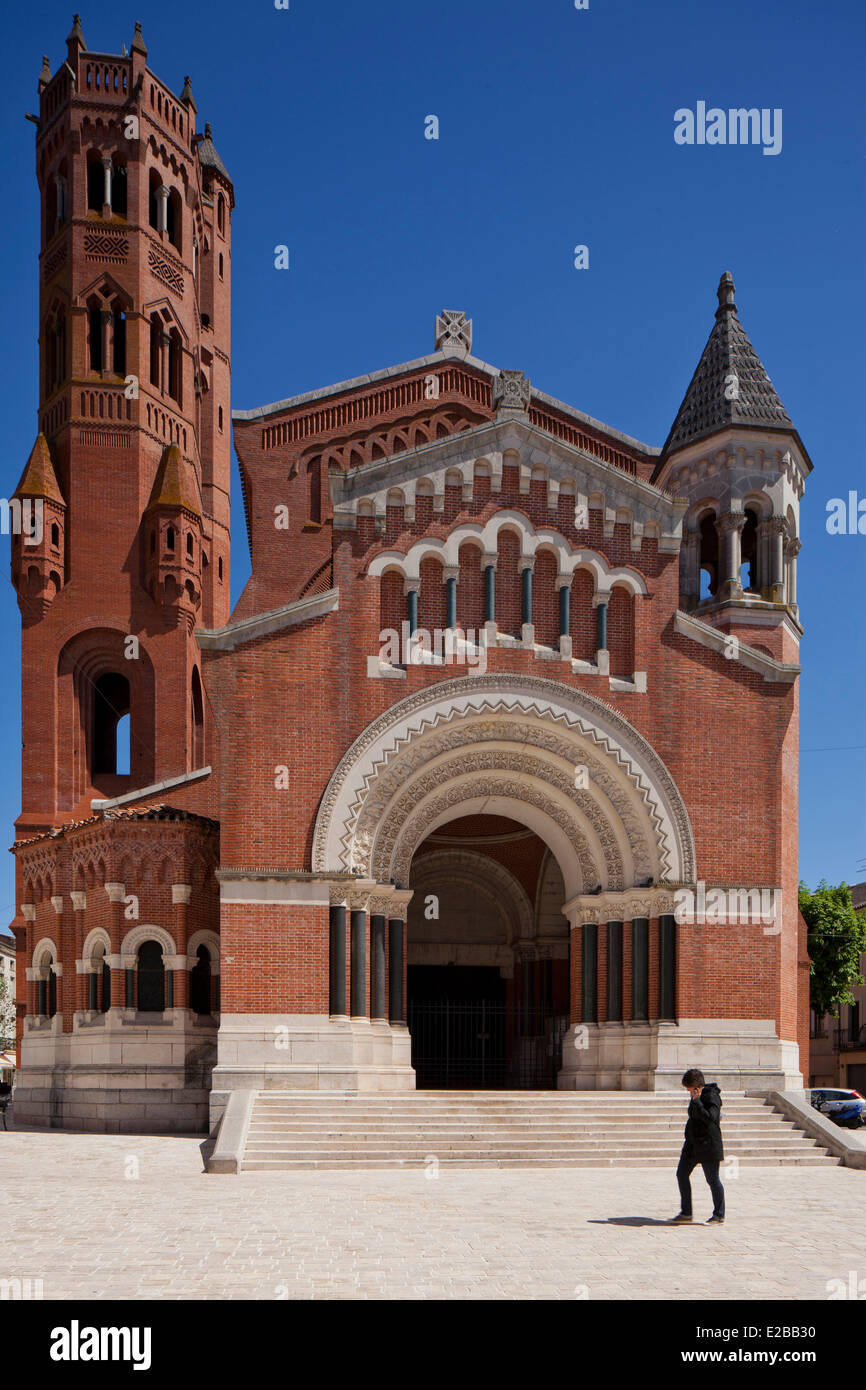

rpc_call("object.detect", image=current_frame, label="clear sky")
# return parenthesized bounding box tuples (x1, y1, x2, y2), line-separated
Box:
(0, 0, 863, 934)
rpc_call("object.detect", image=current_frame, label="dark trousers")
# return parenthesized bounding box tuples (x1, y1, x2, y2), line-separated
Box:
(676, 1148, 725, 1217)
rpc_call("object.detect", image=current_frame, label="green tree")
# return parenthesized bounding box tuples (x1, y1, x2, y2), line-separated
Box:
(0, 973, 15, 1046)
(799, 880, 866, 1018)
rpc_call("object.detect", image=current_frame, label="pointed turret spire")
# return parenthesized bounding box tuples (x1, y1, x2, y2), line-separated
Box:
(661, 272, 792, 458)
(66, 14, 86, 53)
(181, 75, 196, 111)
(38, 55, 51, 94)
(197, 122, 234, 204)
(147, 442, 202, 517)
(15, 434, 64, 505)
(130, 20, 147, 56)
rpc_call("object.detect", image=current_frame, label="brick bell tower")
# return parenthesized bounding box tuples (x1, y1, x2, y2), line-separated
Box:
(12, 14, 233, 835)
(8, 17, 231, 1134)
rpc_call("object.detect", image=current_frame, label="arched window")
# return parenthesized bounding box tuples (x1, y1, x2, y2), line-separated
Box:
(149, 314, 161, 387)
(111, 161, 127, 216)
(218, 406, 223, 432)
(92, 672, 131, 776)
(168, 329, 182, 404)
(218, 556, 223, 582)
(217, 193, 225, 234)
(741, 508, 759, 592)
(218, 252, 223, 279)
(190, 944, 212, 1015)
(186, 532, 194, 558)
(166, 525, 176, 552)
(37, 953, 57, 1016)
(148, 169, 161, 231)
(50, 523, 60, 549)
(698, 512, 718, 600)
(113, 308, 126, 377)
(167, 187, 182, 251)
(87, 153, 104, 212)
(191, 666, 204, 766)
(137, 940, 165, 1012)
(88, 304, 103, 372)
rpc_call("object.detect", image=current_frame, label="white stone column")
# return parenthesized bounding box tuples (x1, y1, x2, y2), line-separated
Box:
(102, 156, 113, 210)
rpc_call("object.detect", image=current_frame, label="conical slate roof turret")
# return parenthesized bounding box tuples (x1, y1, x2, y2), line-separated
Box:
(147, 443, 202, 517)
(15, 434, 64, 505)
(661, 272, 792, 457)
(197, 122, 233, 199)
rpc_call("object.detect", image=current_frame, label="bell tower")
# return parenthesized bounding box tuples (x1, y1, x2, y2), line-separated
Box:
(653, 272, 811, 663)
(11, 15, 234, 835)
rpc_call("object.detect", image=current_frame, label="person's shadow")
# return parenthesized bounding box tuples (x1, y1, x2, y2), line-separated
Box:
(588, 1216, 683, 1226)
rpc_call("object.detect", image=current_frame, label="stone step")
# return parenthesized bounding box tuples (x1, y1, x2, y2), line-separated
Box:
(242, 1154, 838, 1171)
(244, 1136, 821, 1153)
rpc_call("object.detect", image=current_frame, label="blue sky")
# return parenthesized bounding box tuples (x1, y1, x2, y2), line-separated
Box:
(0, 0, 863, 933)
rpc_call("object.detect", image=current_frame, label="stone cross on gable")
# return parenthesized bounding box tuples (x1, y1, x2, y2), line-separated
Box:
(435, 310, 472, 355)
(492, 370, 531, 413)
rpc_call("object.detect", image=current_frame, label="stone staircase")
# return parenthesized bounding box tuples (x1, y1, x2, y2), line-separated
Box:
(234, 1091, 839, 1172)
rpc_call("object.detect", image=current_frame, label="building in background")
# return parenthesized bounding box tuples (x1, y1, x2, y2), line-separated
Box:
(9, 17, 812, 1134)
(0, 934, 16, 1083)
(809, 883, 866, 1092)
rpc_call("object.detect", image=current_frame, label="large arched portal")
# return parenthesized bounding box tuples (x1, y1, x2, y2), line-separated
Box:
(312, 673, 697, 1090)
(406, 816, 571, 1088)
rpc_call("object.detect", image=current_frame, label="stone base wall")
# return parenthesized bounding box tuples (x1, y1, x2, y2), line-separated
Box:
(209, 1013, 416, 1129)
(557, 1018, 803, 1092)
(12, 1008, 217, 1134)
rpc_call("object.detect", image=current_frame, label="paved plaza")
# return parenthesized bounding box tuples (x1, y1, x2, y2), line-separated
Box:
(2, 1127, 864, 1300)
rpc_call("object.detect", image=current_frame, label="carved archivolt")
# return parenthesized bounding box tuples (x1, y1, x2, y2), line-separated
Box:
(313, 675, 696, 890)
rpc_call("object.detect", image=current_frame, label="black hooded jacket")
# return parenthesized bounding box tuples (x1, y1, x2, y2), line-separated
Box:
(682, 1083, 724, 1160)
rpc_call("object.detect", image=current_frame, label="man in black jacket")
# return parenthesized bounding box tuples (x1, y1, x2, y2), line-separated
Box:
(670, 1067, 725, 1224)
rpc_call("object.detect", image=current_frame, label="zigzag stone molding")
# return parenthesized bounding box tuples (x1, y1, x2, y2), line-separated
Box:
(312, 673, 696, 884)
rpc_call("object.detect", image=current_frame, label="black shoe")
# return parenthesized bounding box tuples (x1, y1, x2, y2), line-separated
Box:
(706, 1214, 725, 1224)
(670, 1212, 693, 1224)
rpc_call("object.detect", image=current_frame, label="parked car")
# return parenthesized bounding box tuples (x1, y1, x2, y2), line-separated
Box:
(806, 1087, 866, 1128)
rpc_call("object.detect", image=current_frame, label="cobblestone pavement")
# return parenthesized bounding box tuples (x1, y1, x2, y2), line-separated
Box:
(2, 1128, 864, 1300)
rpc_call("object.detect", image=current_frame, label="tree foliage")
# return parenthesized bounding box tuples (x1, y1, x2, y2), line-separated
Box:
(799, 880, 866, 1017)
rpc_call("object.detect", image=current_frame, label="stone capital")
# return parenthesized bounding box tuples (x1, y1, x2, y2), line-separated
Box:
(50, 895, 64, 915)
(104, 882, 126, 902)
(172, 883, 192, 905)
(70, 891, 87, 912)
(20, 904, 36, 922)
(716, 511, 747, 535)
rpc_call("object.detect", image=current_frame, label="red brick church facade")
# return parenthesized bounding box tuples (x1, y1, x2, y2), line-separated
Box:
(9, 19, 811, 1133)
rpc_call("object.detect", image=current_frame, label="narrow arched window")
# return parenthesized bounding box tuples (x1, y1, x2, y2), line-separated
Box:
(92, 671, 131, 776)
(741, 508, 759, 592)
(218, 406, 223, 432)
(190, 944, 212, 1015)
(186, 532, 194, 558)
(113, 308, 126, 377)
(166, 525, 176, 552)
(698, 512, 718, 600)
(112, 162, 127, 216)
(88, 305, 103, 372)
(167, 188, 182, 252)
(218, 252, 223, 279)
(137, 940, 165, 1012)
(191, 666, 204, 766)
(149, 314, 161, 388)
(50, 523, 60, 549)
(168, 330, 182, 404)
(148, 170, 161, 231)
(87, 154, 103, 212)
(101, 953, 111, 1012)
(217, 194, 225, 234)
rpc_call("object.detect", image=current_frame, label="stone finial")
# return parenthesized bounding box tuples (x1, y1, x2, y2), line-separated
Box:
(38, 55, 51, 93)
(181, 75, 196, 111)
(435, 310, 472, 356)
(716, 270, 737, 316)
(492, 369, 531, 413)
(131, 21, 147, 57)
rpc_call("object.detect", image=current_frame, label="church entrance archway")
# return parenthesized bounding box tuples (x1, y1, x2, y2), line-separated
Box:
(406, 815, 570, 1088)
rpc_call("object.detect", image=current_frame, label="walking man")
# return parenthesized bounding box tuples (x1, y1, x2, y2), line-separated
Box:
(670, 1067, 725, 1225)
